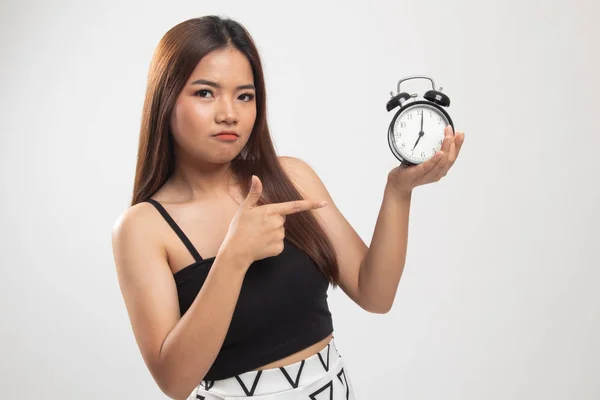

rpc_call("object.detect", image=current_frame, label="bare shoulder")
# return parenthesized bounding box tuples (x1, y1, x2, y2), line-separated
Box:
(277, 155, 318, 185)
(111, 201, 172, 281)
(278, 156, 335, 205)
(111, 202, 164, 256)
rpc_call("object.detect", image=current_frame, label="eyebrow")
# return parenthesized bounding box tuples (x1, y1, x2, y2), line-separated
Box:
(191, 79, 255, 91)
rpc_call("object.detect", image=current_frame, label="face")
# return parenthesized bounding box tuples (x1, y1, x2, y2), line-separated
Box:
(170, 47, 257, 164)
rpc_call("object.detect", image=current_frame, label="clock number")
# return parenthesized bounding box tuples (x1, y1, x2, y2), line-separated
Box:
(401, 142, 406, 148)
(421, 151, 426, 158)
(400, 121, 406, 128)
(416, 109, 423, 115)
(407, 113, 413, 120)
(437, 116, 443, 124)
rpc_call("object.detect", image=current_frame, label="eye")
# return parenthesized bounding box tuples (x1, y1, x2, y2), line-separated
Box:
(240, 93, 255, 102)
(194, 89, 213, 98)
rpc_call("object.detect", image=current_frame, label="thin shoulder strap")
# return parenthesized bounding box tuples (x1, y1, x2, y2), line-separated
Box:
(145, 198, 204, 262)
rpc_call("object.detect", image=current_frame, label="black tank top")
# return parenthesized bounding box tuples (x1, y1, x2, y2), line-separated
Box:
(145, 199, 334, 381)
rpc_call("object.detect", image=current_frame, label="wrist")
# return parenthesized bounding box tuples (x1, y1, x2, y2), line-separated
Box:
(385, 178, 413, 201)
(215, 246, 252, 273)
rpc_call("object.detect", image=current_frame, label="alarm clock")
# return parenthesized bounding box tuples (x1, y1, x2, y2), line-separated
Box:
(386, 75, 454, 166)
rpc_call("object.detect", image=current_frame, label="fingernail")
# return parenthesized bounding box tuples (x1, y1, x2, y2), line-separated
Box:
(318, 201, 328, 207)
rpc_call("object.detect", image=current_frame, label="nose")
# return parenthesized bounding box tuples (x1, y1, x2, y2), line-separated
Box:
(215, 97, 238, 125)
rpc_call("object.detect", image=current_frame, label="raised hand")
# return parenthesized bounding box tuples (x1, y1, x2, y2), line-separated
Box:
(389, 125, 465, 194)
(218, 175, 328, 267)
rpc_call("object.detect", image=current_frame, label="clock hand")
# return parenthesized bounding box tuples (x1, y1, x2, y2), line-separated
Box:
(412, 131, 424, 150)
(412, 112, 425, 151)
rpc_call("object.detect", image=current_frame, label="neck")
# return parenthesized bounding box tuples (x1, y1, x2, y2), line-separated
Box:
(169, 158, 240, 202)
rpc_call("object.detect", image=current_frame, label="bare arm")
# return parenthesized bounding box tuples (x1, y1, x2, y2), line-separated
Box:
(357, 183, 412, 313)
(111, 204, 250, 400)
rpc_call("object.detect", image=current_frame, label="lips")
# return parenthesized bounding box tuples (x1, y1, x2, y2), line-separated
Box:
(213, 131, 239, 137)
(212, 131, 239, 142)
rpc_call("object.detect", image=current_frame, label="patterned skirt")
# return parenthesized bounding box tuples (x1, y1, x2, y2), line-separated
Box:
(189, 336, 356, 399)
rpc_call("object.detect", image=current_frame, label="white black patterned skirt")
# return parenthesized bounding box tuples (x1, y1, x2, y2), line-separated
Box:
(189, 336, 356, 399)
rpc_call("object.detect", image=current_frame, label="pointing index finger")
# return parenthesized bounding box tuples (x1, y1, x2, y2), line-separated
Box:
(267, 199, 328, 215)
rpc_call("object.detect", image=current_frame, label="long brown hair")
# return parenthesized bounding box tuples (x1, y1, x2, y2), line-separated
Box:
(130, 16, 339, 287)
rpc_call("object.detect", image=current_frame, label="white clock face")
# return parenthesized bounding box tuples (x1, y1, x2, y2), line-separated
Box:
(392, 104, 450, 164)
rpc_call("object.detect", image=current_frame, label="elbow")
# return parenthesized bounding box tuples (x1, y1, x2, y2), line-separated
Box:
(360, 298, 393, 314)
(167, 391, 194, 400)
(356, 273, 397, 314)
(368, 303, 392, 314)
(153, 365, 200, 400)
(155, 374, 179, 400)
(159, 379, 196, 400)
(151, 346, 210, 399)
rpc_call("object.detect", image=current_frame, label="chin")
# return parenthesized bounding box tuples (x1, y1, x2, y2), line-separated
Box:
(210, 151, 242, 164)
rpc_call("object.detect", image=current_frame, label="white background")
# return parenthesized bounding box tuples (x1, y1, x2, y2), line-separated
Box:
(1, 0, 599, 398)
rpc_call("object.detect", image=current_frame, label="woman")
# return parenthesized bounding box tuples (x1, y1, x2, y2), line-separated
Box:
(111, 15, 464, 400)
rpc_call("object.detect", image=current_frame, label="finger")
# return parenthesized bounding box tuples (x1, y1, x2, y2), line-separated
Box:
(454, 132, 465, 157)
(268, 199, 328, 216)
(243, 175, 263, 208)
(447, 132, 464, 169)
(441, 125, 453, 154)
(435, 129, 460, 178)
(411, 150, 444, 178)
(448, 134, 457, 165)
(423, 150, 449, 182)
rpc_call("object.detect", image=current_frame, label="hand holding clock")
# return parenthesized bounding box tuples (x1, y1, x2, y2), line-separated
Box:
(387, 126, 465, 194)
